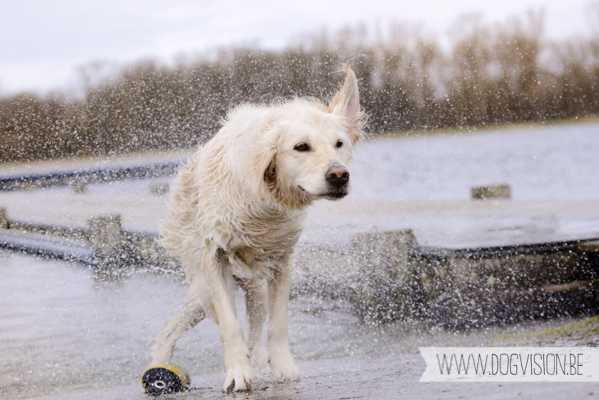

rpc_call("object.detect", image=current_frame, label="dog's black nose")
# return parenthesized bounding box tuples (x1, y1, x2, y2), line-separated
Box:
(326, 166, 350, 187)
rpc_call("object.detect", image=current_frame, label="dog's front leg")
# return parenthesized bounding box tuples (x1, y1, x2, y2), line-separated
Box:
(240, 278, 269, 370)
(204, 255, 255, 392)
(267, 262, 300, 381)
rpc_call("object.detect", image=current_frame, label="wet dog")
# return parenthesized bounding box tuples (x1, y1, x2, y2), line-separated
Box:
(150, 65, 365, 392)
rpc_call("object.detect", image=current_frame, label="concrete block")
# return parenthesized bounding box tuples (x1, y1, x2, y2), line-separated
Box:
(0, 207, 7, 229)
(471, 184, 511, 200)
(291, 248, 355, 298)
(0, 207, 8, 229)
(150, 182, 170, 195)
(578, 240, 599, 253)
(446, 252, 587, 292)
(126, 233, 180, 273)
(349, 229, 419, 322)
(417, 245, 596, 327)
(431, 279, 599, 329)
(70, 179, 88, 193)
(88, 214, 123, 264)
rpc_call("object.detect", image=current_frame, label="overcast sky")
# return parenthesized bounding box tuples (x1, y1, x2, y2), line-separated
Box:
(1, 0, 596, 96)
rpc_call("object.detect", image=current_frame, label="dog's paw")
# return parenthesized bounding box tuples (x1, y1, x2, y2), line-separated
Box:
(268, 353, 300, 381)
(224, 362, 255, 392)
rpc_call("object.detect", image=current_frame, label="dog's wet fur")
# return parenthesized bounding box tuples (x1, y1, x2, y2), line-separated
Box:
(150, 65, 365, 392)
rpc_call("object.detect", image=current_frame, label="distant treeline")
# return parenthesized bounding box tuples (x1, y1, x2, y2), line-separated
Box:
(1, 12, 598, 162)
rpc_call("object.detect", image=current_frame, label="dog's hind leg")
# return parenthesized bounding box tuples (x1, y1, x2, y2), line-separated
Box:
(204, 254, 255, 392)
(150, 278, 207, 366)
(239, 277, 268, 370)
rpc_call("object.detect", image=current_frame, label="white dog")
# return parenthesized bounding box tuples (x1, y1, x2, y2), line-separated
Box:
(150, 65, 365, 392)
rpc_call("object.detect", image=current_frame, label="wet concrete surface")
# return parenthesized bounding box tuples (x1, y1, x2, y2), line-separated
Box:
(2, 254, 598, 400)
(35, 351, 599, 400)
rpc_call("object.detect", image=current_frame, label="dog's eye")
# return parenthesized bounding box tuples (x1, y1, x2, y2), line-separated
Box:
(336, 140, 344, 148)
(294, 143, 310, 152)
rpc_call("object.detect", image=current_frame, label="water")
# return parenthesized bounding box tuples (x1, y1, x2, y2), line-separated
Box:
(0, 254, 422, 399)
(14, 122, 598, 248)
(25, 122, 599, 203)
(2, 123, 599, 398)
(349, 123, 599, 202)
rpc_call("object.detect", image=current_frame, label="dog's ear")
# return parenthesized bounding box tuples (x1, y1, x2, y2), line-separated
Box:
(328, 64, 365, 145)
(248, 124, 279, 201)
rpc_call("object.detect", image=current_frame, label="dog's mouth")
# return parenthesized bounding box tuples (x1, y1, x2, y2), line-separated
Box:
(321, 190, 348, 200)
(313, 187, 349, 200)
(298, 185, 348, 200)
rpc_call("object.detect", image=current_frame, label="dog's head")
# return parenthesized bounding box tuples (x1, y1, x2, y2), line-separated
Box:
(249, 65, 365, 209)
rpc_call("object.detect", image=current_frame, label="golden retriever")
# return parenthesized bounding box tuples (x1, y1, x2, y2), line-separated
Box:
(149, 65, 365, 392)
